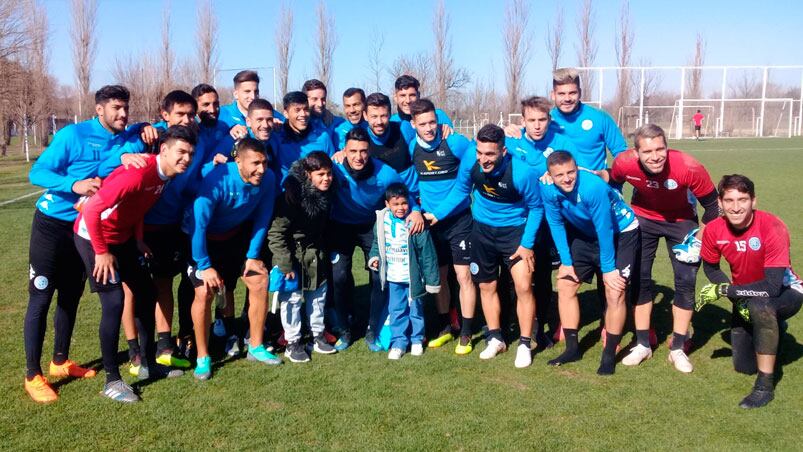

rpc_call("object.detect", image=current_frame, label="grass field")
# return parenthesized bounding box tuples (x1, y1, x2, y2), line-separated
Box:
(1, 138, 803, 451)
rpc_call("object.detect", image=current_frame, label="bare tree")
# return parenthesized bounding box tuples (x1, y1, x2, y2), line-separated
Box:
(159, 1, 175, 100)
(731, 72, 761, 99)
(545, 5, 564, 72)
(274, 1, 294, 99)
(575, 0, 597, 95)
(614, 0, 634, 113)
(366, 27, 385, 93)
(70, 0, 97, 120)
(502, 0, 532, 112)
(314, 1, 337, 89)
(633, 58, 664, 105)
(687, 32, 706, 99)
(14, 0, 49, 160)
(113, 52, 160, 122)
(389, 53, 433, 96)
(0, 0, 28, 155)
(431, 0, 468, 110)
(195, 0, 218, 85)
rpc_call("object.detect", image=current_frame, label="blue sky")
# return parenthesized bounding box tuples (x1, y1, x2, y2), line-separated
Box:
(42, 0, 803, 103)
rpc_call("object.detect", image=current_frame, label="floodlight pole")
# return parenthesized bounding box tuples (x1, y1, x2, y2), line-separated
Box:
(676, 67, 686, 139)
(718, 68, 727, 138)
(758, 67, 769, 137)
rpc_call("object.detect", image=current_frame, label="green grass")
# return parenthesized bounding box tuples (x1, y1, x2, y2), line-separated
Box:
(1, 138, 803, 450)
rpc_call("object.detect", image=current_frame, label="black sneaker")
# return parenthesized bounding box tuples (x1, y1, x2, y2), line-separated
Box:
(284, 341, 310, 363)
(739, 387, 774, 409)
(313, 335, 337, 354)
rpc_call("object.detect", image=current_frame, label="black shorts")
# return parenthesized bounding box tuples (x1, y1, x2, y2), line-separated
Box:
(470, 222, 524, 283)
(74, 235, 155, 300)
(637, 216, 700, 309)
(187, 227, 250, 290)
(28, 210, 86, 295)
(568, 226, 640, 284)
(694, 125, 701, 131)
(143, 224, 189, 278)
(430, 208, 472, 266)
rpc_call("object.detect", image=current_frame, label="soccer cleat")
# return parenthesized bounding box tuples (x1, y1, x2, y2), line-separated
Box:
(101, 380, 140, 403)
(193, 356, 212, 381)
(212, 318, 226, 337)
(156, 353, 191, 369)
(428, 330, 454, 348)
(24, 375, 58, 403)
(49, 360, 97, 379)
(334, 332, 351, 351)
(225, 335, 241, 358)
(129, 360, 149, 380)
(622, 344, 653, 366)
(366, 338, 383, 352)
(547, 348, 581, 367)
(313, 335, 337, 354)
(739, 387, 774, 409)
(514, 343, 533, 368)
(285, 342, 311, 363)
(388, 348, 404, 360)
(454, 336, 473, 355)
(668, 349, 694, 373)
(410, 343, 424, 356)
(479, 338, 507, 360)
(247, 344, 282, 366)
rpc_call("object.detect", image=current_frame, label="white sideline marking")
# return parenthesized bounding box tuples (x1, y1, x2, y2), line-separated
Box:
(0, 189, 44, 207)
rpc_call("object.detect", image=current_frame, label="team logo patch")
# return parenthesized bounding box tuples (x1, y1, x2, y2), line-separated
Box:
(620, 265, 631, 279)
(543, 147, 554, 157)
(581, 119, 593, 131)
(33, 275, 49, 290)
(664, 179, 678, 190)
(423, 160, 441, 171)
(469, 262, 479, 275)
(749, 237, 761, 251)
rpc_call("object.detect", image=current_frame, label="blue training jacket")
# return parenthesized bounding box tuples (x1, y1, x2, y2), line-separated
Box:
(506, 126, 578, 176)
(331, 158, 418, 225)
(272, 123, 336, 183)
(333, 119, 368, 151)
(549, 103, 627, 171)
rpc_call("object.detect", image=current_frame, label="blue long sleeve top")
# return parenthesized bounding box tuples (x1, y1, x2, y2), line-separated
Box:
(185, 161, 276, 270)
(334, 119, 368, 151)
(505, 126, 578, 176)
(331, 158, 418, 225)
(411, 131, 471, 221)
(542, 170, 636, 273)
(549, 103, 627, 171)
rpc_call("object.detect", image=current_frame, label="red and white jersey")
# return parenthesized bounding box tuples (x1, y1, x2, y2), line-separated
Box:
(611, 149, 715, 222)
(75, 155, 169, 254)
(701, 210, 800, 287)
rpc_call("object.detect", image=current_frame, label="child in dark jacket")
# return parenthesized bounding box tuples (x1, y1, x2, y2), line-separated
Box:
(369, 183, 440, 360)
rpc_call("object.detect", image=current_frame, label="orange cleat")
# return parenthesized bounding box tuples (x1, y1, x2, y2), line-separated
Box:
(49, 360, 97, 379)
(24, 375, 58, 403)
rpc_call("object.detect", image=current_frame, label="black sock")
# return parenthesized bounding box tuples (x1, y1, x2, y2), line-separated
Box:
(756, 371, 774, 391)
(670, 332, 688, 351)
(564, 328, 579, 352)
(604, 332, 622, 354)
(438, 313, 450, 332)
(635, 329, 650, 348)
(52, 352, 67, 366)
(520, 336, 531, 349)
(460, 317, 473, 338)
(598, 332, 622, 375)
(127, 339, 141, 361)
(223, 316, 236, 337)
(157, 332, 172, 354)
(486, 328, 503, 342)
(548, 329, 580, 366)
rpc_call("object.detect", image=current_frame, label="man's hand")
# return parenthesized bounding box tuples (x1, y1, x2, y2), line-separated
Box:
(201, 267, 224, 291)
(243, 258, 267, 278)
(441, 124, 453, 139)
(212, 153, 228, 165)
(503, 123, 523, 139)
(93, 252, 117, 285)
(557, 264, 579, 283)
(423, 212, 438, 226)
(510, 246, 535, 272)
(406, 210, 425, 234)
(121, 153, 148, 170)
(602, 270, 627, 292)
(140, 125, 159, 146)
(229, 124, 248, 140)
(331, 150, 346, 164)
(695, 283, 728, 311)
(539, 171, 553, 185)
(72, 177, 101, 196)
(272, 117, 284, 127)
(591, 168, 610, 183)
(136, 240, 152, 259)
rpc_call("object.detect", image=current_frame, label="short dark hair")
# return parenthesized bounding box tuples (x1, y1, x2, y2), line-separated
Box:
(409, 98, 435, 119)
(233, 70, 259, 87)
(235, 136, 266, 157)
(301, 151, 333, 172)
(394, 75, 420, 92)
(343, 87, 366, 102)
(283, 91, 308, 108)
(365, 92, 391, 110)
(161, 124, 197, 148)
(718, 174, 755, 199)
(302, 79, 327, 95)
(346, 127, 369, 143)
(385, 182, 409, 201)
(521, 96, 553, 115)
(476, 124, 505, 149)
(191, 83, 218, 99)
(95, 85, 130, 105)
(160, 90, 198, 114)
(546, 150, 576, 168)
(248, 98, 274, 116)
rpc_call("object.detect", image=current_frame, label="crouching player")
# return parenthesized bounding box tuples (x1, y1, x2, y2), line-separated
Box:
(606, 124, 718, 372)
(697, 174, 802, 408)
(543, 151, 639, 375)
(368, 183, 440, 360)
(74, 125, 196, 402)
(185, 137, 280, 380)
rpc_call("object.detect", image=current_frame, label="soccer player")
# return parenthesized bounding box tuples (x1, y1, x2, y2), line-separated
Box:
(192, 83, 232, 158)
(692, 109, 704, 140)
(73, 125, 197, 402)
(185, 137, 280, 380)
(697, 174, 802, 408)
(328, 128, 424, 351)
(362, 92, 418, 196)
(220, 70, 285, 134)
(606, 124, 718, 372)
(543, 151, 640, 375)
(303, 78, 345, 135)
(411, 99, 476, 354)
(333, 87, 367, 150)
(24, 85, 145, 403)
(391, 75, 454, 142)
(272, 91, 336, 182)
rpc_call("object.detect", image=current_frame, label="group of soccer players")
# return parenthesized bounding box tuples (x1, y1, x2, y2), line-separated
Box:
(23, 67, 800, 409)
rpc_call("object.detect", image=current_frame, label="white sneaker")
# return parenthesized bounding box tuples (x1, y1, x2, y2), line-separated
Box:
(668, 349, 694, 373)
(410, 343, 424, 356)
(479, 338, 507, 360)
(622, 344, 652, 366)
(388, 348, 404, 360)
(514, 343, 532, 368)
